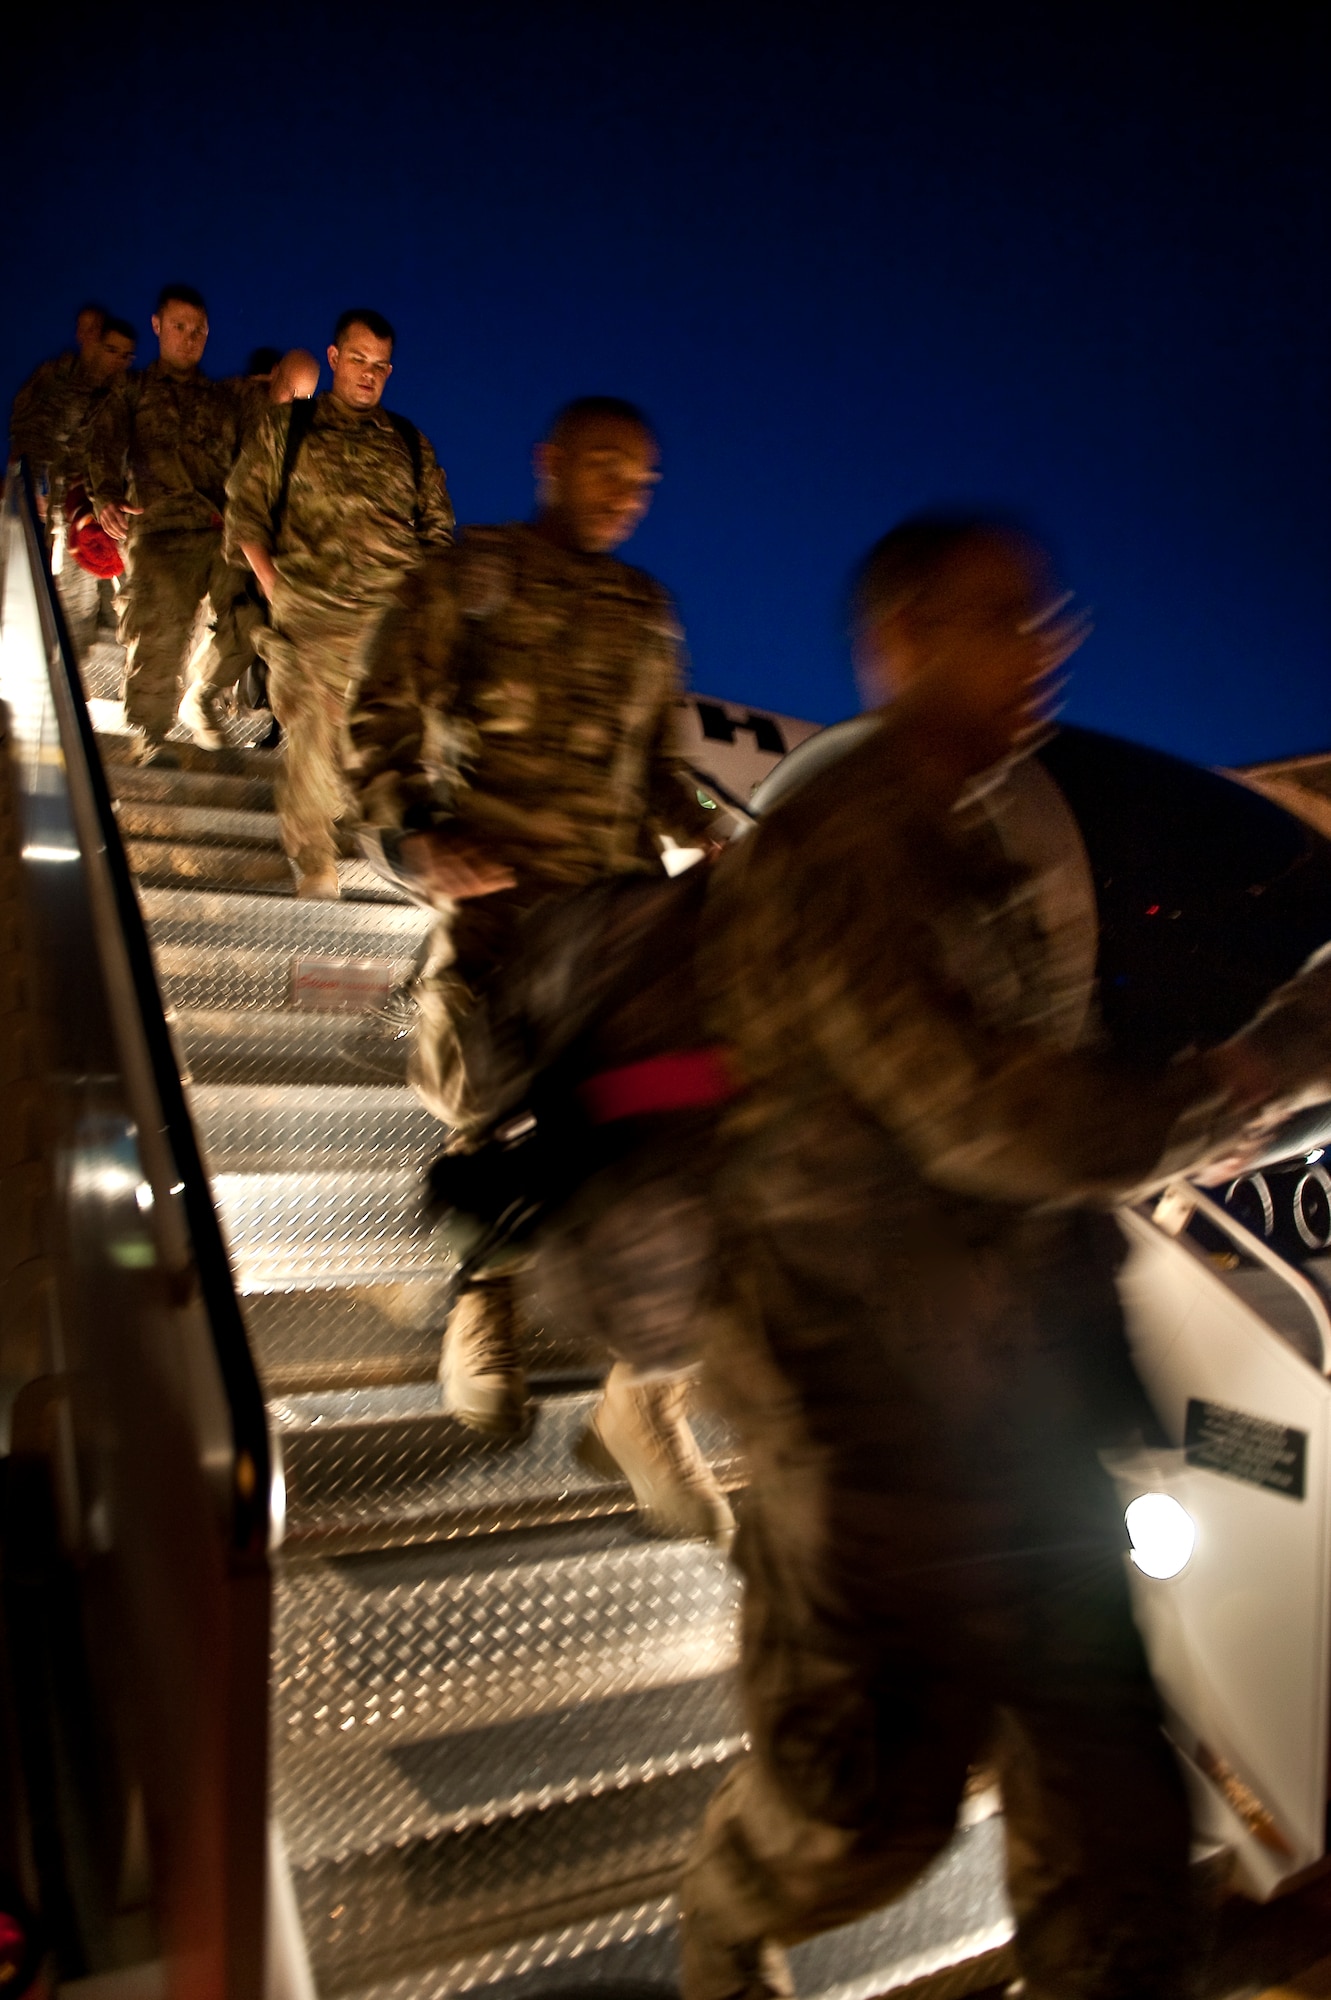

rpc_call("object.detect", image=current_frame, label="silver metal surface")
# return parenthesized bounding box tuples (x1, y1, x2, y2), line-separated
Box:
(242, 1286, 600, 1397)
(127, 835, 402, 900)
(111, 763, 277, 814)
(242, 1286, 446, 1393)
(278, 1672, 741, 1864)
(116, 797, 284, 846)
(172, 1007, 411, 1087)
(326, 1820, 1013, 2000)
(274, 1390, 740, 1553)
(292, 1759, 723, 1989)
(161, 941, 416, 1015)
(214, 1167, 442, 1292)
(140, 881, 428, 950)
(100, 726, 281, 781)
(195, 1085, 439, 1173)
(336, 1896, 679, 2000)
(272, 1533, 739, 1750)
(102, 720, 1026, 2000)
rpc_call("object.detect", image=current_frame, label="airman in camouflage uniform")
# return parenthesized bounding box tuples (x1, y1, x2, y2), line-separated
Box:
(10, 303, 107, 511)
(86, 285, 252, 757)
(224, 308, 452, 895)
(177, 345, 323, 747)
(347, 397, 731, 1542)
(10, 307, 137, 661)
(678, 517, 1331, 2000)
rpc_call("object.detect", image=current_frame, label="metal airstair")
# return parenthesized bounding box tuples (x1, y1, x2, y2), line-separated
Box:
(102, 728, 1023, 1998)
(0, 444, 1017, 1998)
(57, 465, 1331, 1995)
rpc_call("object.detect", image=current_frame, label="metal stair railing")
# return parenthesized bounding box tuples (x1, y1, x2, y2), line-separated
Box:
(0, 463, 270, 1998)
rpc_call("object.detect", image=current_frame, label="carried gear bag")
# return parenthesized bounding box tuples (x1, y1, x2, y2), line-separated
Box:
(423, 866, 742, 1371)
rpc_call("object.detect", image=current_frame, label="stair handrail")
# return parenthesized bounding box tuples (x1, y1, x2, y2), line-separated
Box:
(2, 459, 271, 1551)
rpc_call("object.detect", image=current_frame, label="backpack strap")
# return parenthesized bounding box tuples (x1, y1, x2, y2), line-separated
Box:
(270, 397, 318, 541)
(385, 411, 424, 533)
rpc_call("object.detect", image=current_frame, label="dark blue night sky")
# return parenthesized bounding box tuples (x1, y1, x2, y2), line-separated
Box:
(7, 7, 1327, 764)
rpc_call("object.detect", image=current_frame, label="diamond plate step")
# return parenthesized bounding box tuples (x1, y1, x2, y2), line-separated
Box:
(292, 1752, 725, 1991)
(98, 728, 280, 781)
(140, 884, 428, 957)
(109, 761, 276, 814)
(194, 1084, 439, 1174)
(126, 834, 402, 899)
(278, 1672, 741, 1865)
(272, 1529, 738, 1753)
(145, 886, 428, 1016)
(243, 1287, 600, 1397)
(117, 797, 284, 847)
(327, 1817, 1013, 2000)
(214, 1166, 441, 1292)
(173, 1007, 410, 1087)
(273, 1387, 741, 1553)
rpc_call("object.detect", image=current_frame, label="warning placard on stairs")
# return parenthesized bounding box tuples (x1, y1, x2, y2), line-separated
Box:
(290, 955, 395, 1013)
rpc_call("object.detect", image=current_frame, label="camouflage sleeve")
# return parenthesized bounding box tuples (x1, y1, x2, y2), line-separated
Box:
(9, 359, 61, 471)
(719, 798, 1247, 1209)
(415, 433, 455, 552)
(223, 407, 286, 563)
(346, 555, 463, 829)
(85, 379, 131, 513)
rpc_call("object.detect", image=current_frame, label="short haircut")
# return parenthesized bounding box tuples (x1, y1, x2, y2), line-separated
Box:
(156, 282, 207, 317)
(101, 315, 137, 345)
(546, 395, 656, 449)
(246, 345, 283, 377)
(333, 308, 395, 350)
(75, 301, 109, 328)
(850, 512, 1027, 630)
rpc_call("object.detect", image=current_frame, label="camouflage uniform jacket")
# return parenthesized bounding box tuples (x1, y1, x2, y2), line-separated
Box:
(223, 393, 454, 614)
(9, 350, 109, 503)
(347, 523, 720, 886)
(697, 711, 1271, 1524)
(86, 359, 243, 535)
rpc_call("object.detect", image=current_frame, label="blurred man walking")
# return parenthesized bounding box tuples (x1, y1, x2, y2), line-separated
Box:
(346, 397, 730, 1541)
(678, 515, 1331, 2000)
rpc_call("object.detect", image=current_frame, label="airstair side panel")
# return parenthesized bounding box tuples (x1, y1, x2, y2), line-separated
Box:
(1117, 1205, 1331, 1892)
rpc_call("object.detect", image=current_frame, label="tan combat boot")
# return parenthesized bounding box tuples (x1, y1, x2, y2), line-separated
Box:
(440, 1277, 530, 1438)
(679, 1887, 793, 2000)
(178, 679, 227, 750)
(293, 858, 340, 899)
(575, 1362, 734, 1544)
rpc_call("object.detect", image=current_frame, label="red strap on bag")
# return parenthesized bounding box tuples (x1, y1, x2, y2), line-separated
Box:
(578, 1045, 742, 1123)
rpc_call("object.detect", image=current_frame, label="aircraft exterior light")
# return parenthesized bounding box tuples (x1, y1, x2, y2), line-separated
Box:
(1126, 1492, 1197, 1580)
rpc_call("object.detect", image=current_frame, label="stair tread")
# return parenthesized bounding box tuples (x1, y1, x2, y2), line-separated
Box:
(126, 834, 405, 899)
(173, 1006, 411, 1087)
(105, 731, 1021, 2000)
(275, 1389, 739, 1552)
(275, 1671, 742, 1866)
(243, 1286, 596, 1396)
(272, 1529, 739, 1752)
(194, 1082, 438, 1174)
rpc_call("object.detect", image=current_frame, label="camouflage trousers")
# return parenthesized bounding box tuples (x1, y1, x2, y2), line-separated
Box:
(257, 590, 382, 875)
(118, 527, 253, 742)
(411, 894, 535, 1134)
(53, 547, 116, 665)
(682, 1227, 1193, 2000)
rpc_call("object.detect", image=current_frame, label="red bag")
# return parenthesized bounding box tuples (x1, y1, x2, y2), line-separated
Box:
(64, 477, 124, 579)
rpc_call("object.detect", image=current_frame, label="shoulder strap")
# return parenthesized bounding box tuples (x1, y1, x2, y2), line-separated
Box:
(385, 412, 424, 531)
(271, 398, 317, 540)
